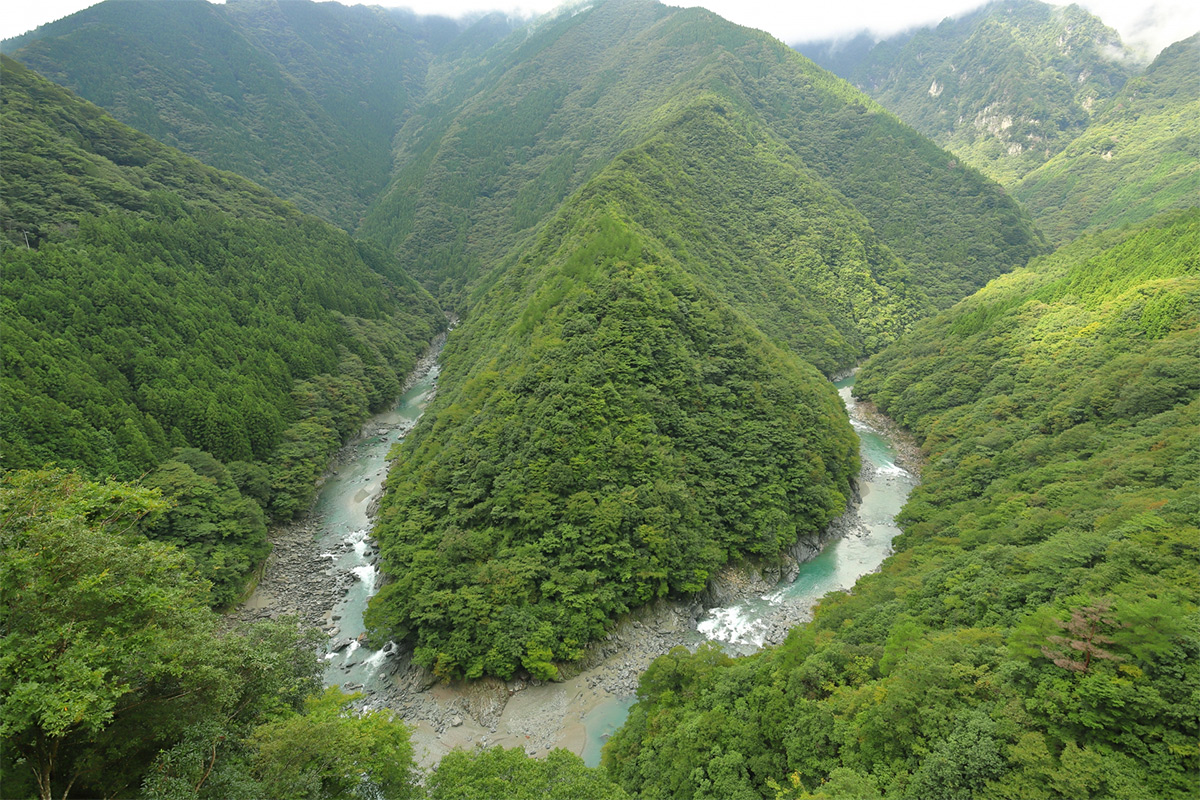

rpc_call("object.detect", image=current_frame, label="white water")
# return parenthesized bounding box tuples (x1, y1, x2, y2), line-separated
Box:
(691, 375, 917, 655)
(582, 375, 919, 764)
(297, 363, 916, 765)
(311, 366, 440, 692)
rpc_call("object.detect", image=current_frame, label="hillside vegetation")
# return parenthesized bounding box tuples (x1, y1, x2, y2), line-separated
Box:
(797, 0, 1136, 185)
(4, 469, 619, 800)
(360, 1, 1046, 679)
(605, 210, 1199, 799)
(1013, 33, 1200, 243)
(3, 0, 512, 228)
(366, 160, 861, 680)
(1, 55, 444, 605)
(3, 0, 1197, 795)
(364, 0, 1045, 308)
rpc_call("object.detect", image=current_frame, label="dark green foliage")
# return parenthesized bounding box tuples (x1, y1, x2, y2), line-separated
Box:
(4, 1, 512, 229)
(797, 0, 1137, 186)
(567, 98, 922, 374)
(1013, 34, 1200, 243)
(366, 202, 859, 680)
(604, 212, 1199, 798)
(1, 54, 443, 473)
(1, 56, 444, 604)
(0, 54, 295, 247)
(362, 0, 1045, 307)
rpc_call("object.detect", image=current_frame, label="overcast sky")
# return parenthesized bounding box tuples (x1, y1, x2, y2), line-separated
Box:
(4, 0, 1197, 60)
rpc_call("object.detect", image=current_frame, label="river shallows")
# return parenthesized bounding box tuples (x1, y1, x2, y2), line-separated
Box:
(580, 375, 917, 763)
(303, 369, 915, 766)
(693, 375, 918, 655)
(319, 368, 438, 691)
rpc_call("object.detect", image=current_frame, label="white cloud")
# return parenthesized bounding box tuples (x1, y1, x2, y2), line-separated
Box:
(2, 0, 1194, 59)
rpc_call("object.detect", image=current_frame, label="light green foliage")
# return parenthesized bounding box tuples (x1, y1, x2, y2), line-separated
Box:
(1013, 34, 1200, 243)
(427, 746, 628, 800)
(250, 688, 420, 800)
(798, 0, 1137, 186)
(0, 469, 323, 800)
(604, 212, 1199, 798)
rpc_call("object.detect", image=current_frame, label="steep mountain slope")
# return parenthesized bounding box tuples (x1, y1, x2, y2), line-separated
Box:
(6, 0, 1047, 682)
(358, 1, 1047, 679)
(366, 123, 861, 680)
(6, 0, 1044, 314)
(797, 0, 1136, 185)
(606, 209, 1200, 799)
(364, 0, 1046, 309)
(1, 56, 444, 602)
(3, 0, 511, 228)
(1013, 33, 1200, 243)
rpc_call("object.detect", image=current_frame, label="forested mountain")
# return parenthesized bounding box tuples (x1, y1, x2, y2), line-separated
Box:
(363, 0, 1046, 308)
(2, 0, 513, 228)
(354, 0, 1048, 680)
(1, 55, 445, 604)
(796, 0, 1137, 186)
(365, 131, 863, 680)
(5, 0, 1045, 311)
(4, 0, 1043, 683)
(1013, 33, 1200, 243)
(8, 0, 1194, 796)
(605, 210, 1199, 798)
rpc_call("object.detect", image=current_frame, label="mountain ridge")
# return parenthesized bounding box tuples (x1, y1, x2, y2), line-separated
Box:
(796, 0, 1138, 185)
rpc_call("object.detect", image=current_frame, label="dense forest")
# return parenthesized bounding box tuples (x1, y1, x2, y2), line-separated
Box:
(357, 0, 1044, 680)
(604, 211, 1199, 798)
(365, 174, 861, 680)
(797, 1, 1199, 245)
(2, 0, 1197, 797)
(2, 468, 631, 799)
(3, 1, 514, 228)
(361, 1, 1046, 307)
(1, 55, 445, 605)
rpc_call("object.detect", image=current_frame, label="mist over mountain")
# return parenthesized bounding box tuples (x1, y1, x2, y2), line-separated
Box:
(1013, 32, 1200, 242)
(796, 0, 1139, 185)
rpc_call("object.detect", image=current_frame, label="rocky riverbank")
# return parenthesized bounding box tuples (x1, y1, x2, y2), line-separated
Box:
(232, 352, 912, 768)
(850, 395, 924, 477)
(229, 330, 447, 635)
(331, 494, 871, 767)
(229, 519, 355, 633)
(231, 475, 871, 765)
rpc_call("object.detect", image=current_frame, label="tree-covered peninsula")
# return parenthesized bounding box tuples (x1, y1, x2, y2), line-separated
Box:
(360, 1, 1045, 680)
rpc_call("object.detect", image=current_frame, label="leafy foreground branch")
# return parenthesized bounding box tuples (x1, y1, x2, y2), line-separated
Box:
(0, 469, 624, 800)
